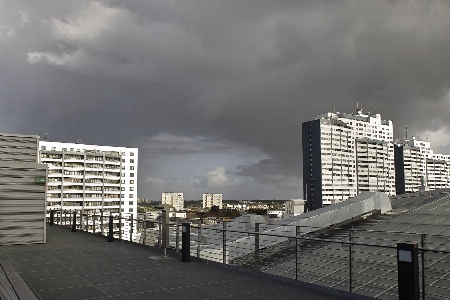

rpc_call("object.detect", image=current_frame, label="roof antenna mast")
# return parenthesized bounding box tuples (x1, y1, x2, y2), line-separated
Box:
(44, 132, 47, 142)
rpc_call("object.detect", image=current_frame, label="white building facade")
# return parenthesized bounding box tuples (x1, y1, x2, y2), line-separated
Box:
(39, 141, 138, 240)
(395, 136, 450, 194)
(302, 109, 395, 211)
(161, 192, 184, 211)
(203, 193, 223, 209)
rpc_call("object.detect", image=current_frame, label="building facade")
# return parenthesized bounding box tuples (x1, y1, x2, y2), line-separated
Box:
(39, 141, 138, 240)
(161, 192, 184, 211)
(394, 143, 423, 194)
(203, 193, 222, 209)
(302, 109, 395, 211)
(395, 136, 450, 194)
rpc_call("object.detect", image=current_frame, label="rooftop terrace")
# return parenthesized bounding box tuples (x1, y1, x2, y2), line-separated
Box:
(0, 225, 357, 300)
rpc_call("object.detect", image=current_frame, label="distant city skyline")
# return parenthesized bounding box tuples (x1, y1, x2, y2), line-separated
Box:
(1, 1, 450, 200)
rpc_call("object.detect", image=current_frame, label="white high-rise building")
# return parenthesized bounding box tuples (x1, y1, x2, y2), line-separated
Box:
(302, 109, 395, 211)
(39, 141, 138, 240)
(396, 136, 450, 193)
(203, 193, 222, 209)
(161, 192, 184, 211)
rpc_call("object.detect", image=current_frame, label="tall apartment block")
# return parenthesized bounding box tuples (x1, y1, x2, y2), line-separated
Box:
(39, 141, 138, 240)
(302, 109, 395, 211)
(161, 192, 184, 211)
(395, 136, 450, 193)
(203, 193, 222, 209)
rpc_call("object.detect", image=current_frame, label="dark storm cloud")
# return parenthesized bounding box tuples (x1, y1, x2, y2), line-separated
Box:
(1, 0, 450, 199)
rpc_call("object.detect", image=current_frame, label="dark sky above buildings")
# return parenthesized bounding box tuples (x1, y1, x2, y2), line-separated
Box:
(1, 1, 450, 200)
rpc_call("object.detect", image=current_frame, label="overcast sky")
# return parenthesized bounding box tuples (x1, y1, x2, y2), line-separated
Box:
(1, 1, 450, 200)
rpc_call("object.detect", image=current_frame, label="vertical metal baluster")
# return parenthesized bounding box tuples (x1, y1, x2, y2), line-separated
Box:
(197, 217, 202, 258)
(349, 229, 353, 293)
(296, 226, 301, 281)
(130, 217, 134, 242)
(223, 222, 227, 265)
(255, 223, 260, 269)
(119, 213, 122, 240)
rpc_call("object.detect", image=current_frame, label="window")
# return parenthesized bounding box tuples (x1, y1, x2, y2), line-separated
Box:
(121, 209, 124, 212)
(130, 187, 134, 191)
(121, 201, 124, 205)
(130, 166, 134, 170)
(121, 187, 125, 191)
(130, 180, 134, 184)
(41, 146, 46, 150)
(130, 173, 134, 177)
(130, 159, 134, 163)
(129, 194, 134, 198)
(122, 159, 125, 163)
(129, 208, 133, 212)
(121, 194, 124, 198)
(129, 201, 133, 205)
(121, 180, 125, 184)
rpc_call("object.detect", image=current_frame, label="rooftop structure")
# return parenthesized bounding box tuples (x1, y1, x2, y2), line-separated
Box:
(0, 133, 47, 245)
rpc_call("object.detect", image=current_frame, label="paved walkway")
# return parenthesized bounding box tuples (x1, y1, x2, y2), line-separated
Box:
(0, 225, 357, 300)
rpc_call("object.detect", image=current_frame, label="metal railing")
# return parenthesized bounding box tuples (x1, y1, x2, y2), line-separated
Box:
(47, 210, 450, 300)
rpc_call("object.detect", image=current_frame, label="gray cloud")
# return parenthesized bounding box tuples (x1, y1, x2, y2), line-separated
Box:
(1, 0, 450, 200)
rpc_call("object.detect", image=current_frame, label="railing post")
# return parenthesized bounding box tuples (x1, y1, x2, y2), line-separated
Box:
(349, 229, 353, 293)
(158, 216, 162, 247)
(161, 209, 169, 257)
(143, 215, 147, 245)
(93, 213, 96, 233)
(175, 219, 180, 251)
(222, 221, 227, 265)
(50, 210, 54, 226)
(254, 223, 260, 269)
(296, 225, 301, 280)
(119, 213, 122, 240)
(72, 210, 77, 232)
(181, 222, 191, 262)
(108, 215, 114, 242)
(130, 217, 134, 242)
(421, 234, 426, 300)
(101, 211, 104, 236)
(197, 217, 202, 258)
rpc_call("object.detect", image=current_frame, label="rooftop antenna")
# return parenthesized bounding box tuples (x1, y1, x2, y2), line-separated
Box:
(44, 132, 47, 142)
(76, 135, 82, 144)
(405, 125, 408, 140)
